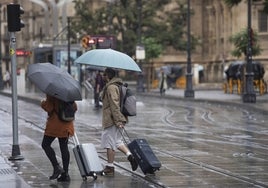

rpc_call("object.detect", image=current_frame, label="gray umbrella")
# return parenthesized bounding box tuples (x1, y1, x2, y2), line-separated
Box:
(27, 63, 82, 102)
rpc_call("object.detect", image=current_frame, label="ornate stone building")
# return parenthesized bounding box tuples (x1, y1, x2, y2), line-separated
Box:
(0, 0, 267, 87)
(155, 0, 268, 84)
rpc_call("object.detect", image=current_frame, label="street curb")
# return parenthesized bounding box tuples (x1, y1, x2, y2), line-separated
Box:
(137, 92, 268, 114)
(1, 89, 268, 115)
(0, 91, 42, 106)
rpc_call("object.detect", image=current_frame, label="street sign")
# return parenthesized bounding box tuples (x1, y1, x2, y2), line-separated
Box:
(136, 45, 145, 60)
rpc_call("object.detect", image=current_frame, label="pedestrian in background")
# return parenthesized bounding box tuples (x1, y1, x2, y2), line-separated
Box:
(159, 68, 167, 96)
(3, 70, 10, 89)
(94, 70, 104, 109)
(100, 68, 138, 176)
(41, 94, 77, 182)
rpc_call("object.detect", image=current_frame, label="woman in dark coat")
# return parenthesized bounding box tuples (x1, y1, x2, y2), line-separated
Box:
(41, 95, 77, 182)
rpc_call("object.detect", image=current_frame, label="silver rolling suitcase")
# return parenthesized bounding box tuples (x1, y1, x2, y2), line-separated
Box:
(73, 133, 103, 180)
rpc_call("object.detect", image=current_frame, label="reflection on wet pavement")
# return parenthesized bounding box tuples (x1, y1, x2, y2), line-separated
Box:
(0, 93, 267, 187)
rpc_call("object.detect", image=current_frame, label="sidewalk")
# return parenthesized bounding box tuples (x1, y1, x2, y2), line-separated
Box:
(0, 117, 32, 188)
(145, 87, 268, 112)
(0, 86, 268, 188)
(0, 155, 30, 188)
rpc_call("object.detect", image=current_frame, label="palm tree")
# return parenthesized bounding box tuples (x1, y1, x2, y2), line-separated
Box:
(224, 0, 264, 58)
(229, 28, 262, 58)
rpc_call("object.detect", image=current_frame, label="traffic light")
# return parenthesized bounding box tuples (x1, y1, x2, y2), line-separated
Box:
(81, 35, 90, 49)
(7, 4, 25, 32)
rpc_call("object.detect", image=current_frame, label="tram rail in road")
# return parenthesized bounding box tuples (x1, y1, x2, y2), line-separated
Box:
(0, 91, 267, 187)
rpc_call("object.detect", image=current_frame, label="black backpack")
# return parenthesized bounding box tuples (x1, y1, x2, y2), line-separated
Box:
(58, 101, 75, 122)
(117, 83, 137, 116)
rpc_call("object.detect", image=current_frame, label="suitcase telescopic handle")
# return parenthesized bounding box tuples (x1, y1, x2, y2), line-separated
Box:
(119, 128, 131, 145)
(73, 132, 80, 146)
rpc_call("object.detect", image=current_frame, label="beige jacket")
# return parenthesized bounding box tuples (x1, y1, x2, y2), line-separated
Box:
(101, 77, 127, 129)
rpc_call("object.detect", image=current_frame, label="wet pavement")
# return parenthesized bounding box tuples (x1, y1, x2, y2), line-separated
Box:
(0, 85, 268, 188)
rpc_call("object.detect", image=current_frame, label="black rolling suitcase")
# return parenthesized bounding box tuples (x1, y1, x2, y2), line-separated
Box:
(121, 129, 161, 174)
(72, 133, 103, 180)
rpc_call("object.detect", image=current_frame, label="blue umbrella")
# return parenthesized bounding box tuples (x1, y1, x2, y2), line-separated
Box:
(75, 49, 142, 72)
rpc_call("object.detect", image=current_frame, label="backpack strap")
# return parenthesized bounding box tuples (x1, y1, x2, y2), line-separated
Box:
(50, 98, 58, 117)
(112, 82, 124, 112)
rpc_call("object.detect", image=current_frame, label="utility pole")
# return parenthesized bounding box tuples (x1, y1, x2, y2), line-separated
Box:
(184, 0, 194, 98)
(7, 3, 25, 160)
(243, 0, 256, 103)
(136, 0, 145, 92)
(0, 4, 4, 90)
(67, 17, 71, 74)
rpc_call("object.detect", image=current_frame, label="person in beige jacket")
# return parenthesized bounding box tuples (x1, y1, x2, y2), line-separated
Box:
(100, 68, 138, 176)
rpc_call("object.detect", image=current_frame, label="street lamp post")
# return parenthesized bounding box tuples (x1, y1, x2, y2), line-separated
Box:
(136, 0, 144, 92)
(0, 4, 4, 90)
(184, 0, 194, 98)
(67, 17, 71, 74)
(243, 0, 256, 103)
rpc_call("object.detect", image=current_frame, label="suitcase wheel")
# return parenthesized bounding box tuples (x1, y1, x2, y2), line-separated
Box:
(145, 167, 160, 175)
(82, 176, 87, 181)
(93, 173, 98, 180)
(145, 171, 155, 175)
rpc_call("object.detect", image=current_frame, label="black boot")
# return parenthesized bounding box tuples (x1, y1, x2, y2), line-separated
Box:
(49, 165, 64, 180)
(128, 155, 138, 171)
(57, 172, 71, 182)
